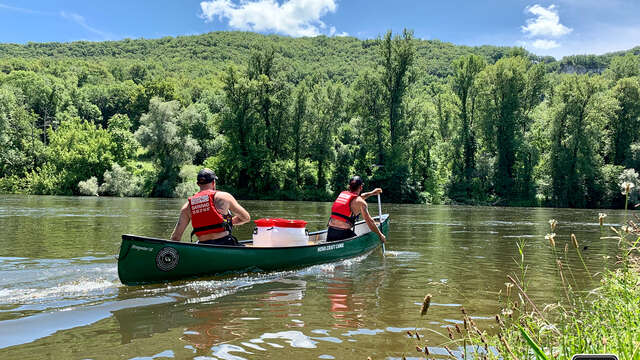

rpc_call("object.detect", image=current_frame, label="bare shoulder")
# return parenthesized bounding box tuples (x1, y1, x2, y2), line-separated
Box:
(354, 197, 367, 206)
(215, 191, 235, 202)
(353, 196, 367, 210)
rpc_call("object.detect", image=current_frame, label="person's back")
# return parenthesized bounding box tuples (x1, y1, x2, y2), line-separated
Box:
(326, 176, 386, 243)
(170, 168, 250, 246)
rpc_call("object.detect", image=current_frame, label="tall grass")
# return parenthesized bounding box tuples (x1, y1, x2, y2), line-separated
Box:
(406, 212, 640, 359)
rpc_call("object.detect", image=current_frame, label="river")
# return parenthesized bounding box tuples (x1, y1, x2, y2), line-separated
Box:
(0, 195, 625, 359)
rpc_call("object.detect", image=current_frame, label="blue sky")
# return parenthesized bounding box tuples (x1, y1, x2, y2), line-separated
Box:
(1, 0, 639, 59)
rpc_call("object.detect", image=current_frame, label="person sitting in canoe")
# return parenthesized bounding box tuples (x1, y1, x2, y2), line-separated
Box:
(327, 176, 386, 243)
(170, 168, 250, 246)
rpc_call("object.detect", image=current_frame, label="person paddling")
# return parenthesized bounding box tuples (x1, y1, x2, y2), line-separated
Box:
(170, 168, 250, 246)
(327, 176, 386, 243)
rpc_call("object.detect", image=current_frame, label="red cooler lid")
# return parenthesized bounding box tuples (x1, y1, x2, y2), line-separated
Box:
(254, 218, 276, 227)
(274, 219, 307, 228)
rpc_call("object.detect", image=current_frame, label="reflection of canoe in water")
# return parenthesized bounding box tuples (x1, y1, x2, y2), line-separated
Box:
(117, 214, 389, 285)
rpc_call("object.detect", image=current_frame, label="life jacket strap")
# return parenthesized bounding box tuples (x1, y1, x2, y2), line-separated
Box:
(191, 222, 230, 238)
(331, 212, 357, 226)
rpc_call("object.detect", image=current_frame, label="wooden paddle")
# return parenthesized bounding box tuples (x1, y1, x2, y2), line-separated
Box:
(378, 193, 385, 254)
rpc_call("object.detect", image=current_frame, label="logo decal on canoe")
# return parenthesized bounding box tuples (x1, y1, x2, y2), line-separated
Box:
(156, 247, 179, 272)
(131, 245, 153, 252)
(317, 243, 345, 252)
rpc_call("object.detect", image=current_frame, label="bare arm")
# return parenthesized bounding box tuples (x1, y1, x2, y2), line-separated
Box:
(170, 202, 191, 241)
(355, 198, 386, 243)
(226, 194, 251, 226)
(360, 188, 382, 200)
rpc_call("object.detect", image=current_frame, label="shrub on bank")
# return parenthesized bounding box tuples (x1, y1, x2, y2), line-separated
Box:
(173, 165, 200, 198)
(99, 163, 143, 197)
(0, 175, 29, 194)
(78, 177, 99, 196)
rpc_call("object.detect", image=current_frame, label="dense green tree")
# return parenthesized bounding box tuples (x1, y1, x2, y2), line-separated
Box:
(407, 103, 440, 202)
(291, 84, 310, 188)
(373, 29, 421, 202)
(308, 82, 344, 190)
(128, 63, 149, 84)
(330, 144, 353, 196)
(608, 77, 640, 165)
(381, 29, 415, 154)
(249, 48, 292, 159)
(605, 54, 640, 81)
(549, 75, 618, 207)
(219, 66, 268, 193)
(135, 97, 199, 197)
(46, 114, 115, 194)
(449, 54, 485, 200)
(178, 102, 218, 165)
(629, 142, 640, 171)
(429, 83, 457, 142)
(145, 78, 178, 103)
(0, 86, 43, 177)
(1, 71, 70, 144)
(107, 114, 138, 165)
(352, 71, 387, 165)
(82, 81, 146, 128)
(476, 56, 545, 202)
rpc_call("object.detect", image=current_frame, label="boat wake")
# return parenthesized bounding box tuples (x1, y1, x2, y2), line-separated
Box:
(137, 252, 375, 306)
(382, 250, 420, 258)
(0, 257, 120, 319)
(0, 278, 117, 305)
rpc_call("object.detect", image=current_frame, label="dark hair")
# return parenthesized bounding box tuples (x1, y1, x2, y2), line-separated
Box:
(348, 176, 363, 192)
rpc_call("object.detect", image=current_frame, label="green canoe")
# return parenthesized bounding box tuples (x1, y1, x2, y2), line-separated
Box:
(117, 214, 389, 285)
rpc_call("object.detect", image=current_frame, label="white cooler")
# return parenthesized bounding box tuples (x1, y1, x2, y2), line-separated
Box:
(270, 219, 308, 247)
(252, 218, 276, 247)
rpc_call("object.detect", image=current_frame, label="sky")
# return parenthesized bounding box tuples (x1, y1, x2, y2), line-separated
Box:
(0, 0, 639, 59)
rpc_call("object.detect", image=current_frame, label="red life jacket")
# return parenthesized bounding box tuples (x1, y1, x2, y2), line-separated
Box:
(330, 191, 360, 226)
(188, 190, 228, 237)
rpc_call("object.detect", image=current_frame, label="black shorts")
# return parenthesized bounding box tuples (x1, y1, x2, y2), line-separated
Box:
(198, 234, 244, 246)
(326, 227, 356, 242)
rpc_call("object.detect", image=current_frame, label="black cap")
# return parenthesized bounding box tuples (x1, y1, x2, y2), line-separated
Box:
(349, 175, 363, 188)
(197, 168, 218, 185)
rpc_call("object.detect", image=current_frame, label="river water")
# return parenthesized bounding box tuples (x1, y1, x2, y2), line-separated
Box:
(0, 195, 625, 359)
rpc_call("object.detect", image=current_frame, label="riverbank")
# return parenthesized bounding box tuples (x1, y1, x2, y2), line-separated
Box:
(4, 186, 640, 210)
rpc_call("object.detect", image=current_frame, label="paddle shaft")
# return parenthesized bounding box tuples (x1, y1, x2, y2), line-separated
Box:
(378, 194, 385, 253)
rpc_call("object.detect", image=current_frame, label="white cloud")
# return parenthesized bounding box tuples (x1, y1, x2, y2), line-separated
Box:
(60, 11, 112, 40)
(200, 0, 339, 37)
(0, 4, 112, 40)
(531, 39, 560, 49)
(522, 4, 572, 38)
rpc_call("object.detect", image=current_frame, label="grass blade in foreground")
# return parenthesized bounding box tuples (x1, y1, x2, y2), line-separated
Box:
(518, 325, 550, 360)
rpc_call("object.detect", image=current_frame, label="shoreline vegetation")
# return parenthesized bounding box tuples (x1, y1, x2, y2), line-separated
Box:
(407, 191, 640, 359)
(0, 31, 639, 208)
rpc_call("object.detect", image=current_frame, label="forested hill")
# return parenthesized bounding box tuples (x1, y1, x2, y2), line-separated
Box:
(1, 32, 638, 78)
(1, 30, 639, 208)
(0, 32, 519, 80)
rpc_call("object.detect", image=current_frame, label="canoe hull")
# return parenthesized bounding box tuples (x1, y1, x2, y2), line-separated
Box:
(117, 215, 389, 285)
